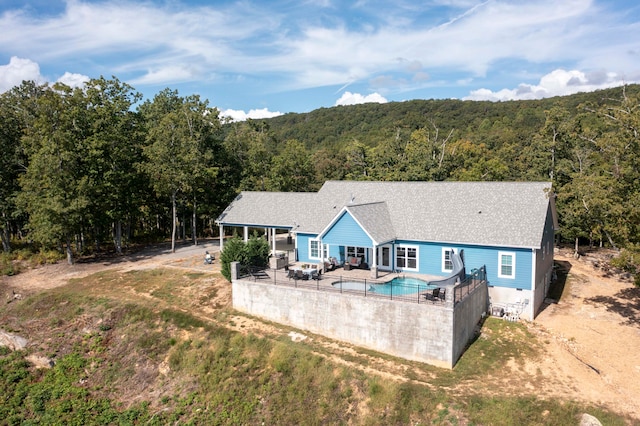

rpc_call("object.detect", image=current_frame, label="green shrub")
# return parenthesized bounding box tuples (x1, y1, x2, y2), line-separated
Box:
(610, 245, 640, 286)
(220, 234, 271, 281)
(0, 253, 18, 275)
(31, 249, 65, 266)
(0, 247, 64, 276)
(220, 237, 248, 281)
(245, 234, 270, 267)
(11, 248, 32, 261)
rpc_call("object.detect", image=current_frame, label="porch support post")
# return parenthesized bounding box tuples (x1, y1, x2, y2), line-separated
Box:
(371, 244, 378, 278)
(219, 225, 224, 251)
(243, 226, 249, 242)
(272, 228, 277, 254)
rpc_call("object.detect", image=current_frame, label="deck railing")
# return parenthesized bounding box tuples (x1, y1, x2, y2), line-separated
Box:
(238, 265, 487, 306)
(453, 266, 487, 305)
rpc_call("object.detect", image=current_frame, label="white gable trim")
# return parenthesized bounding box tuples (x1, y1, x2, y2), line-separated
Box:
(318, 206, 381, 246)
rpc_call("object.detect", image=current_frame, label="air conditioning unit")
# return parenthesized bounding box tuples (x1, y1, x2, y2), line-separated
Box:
(491, 306, 505, 317)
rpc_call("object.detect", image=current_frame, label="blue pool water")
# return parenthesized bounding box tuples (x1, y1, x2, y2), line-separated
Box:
(332, 276, 434, 296)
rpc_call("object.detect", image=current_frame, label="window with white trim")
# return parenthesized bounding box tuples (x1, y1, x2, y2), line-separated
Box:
(346, 246, 365, 259)
(498, 251, 515, 279)
(396, 245, 418, 270)
(309, 239, 328, 260)
(442, 248, 454, 272)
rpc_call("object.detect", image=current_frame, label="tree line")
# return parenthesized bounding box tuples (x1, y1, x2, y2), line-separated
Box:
(2, 78, 639, 272)
(1, 78, 238, 263)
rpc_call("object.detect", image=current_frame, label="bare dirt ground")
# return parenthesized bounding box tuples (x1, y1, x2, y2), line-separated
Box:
(2, 243, 639, 421)
(526, 249, 640, 420)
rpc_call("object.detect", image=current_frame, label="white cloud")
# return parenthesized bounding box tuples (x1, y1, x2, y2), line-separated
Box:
(1, 0, 614, 91)
(279, 0, 605, 89)
(0, 56, 45, 92)
(0, 1, 638, 110)
(335, 92, 388, 106)
(463, 69, 633, 101)
(220, 108, 284, 122)
(0, 57, 90, 93)
(131, 65, 201, 85)
(56, 71, 89, 88)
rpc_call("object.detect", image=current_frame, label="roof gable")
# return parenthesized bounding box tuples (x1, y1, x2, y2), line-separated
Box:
(345, 202, 395, 245)
(321, 209, 373, 247)
(320, 202, 395, 247)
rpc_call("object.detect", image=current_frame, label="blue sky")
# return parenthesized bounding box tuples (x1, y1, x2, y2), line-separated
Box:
(1, 0, 639, 120)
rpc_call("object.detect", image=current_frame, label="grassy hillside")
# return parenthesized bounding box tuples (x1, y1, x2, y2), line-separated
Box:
(0, 266, 631, 425)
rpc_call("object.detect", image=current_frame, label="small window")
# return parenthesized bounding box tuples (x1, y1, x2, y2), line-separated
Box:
(498, 251, 515, 279)
(346, 246, 365, 259)
(442, 248, 454, 272)
(309, 240, 320, 259)
(309, 240, 328, 260)
(346, 246, 365, 263)
(407, 247, 417, 269)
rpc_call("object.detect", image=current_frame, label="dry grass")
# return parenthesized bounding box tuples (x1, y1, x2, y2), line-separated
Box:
(0, 262, 635, 424)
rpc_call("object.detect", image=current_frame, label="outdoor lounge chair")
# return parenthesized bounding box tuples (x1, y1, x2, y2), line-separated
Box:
(324, 257, 342, 271)
(345, 256, 366, 270)
(287, 269, 295, 280)
(424, 287, 440, 301)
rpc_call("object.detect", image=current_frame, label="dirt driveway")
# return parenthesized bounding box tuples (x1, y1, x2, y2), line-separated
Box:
(528, 250, 640, 419)
(2, 244, 639, 420)
(2, 240, 222, 294)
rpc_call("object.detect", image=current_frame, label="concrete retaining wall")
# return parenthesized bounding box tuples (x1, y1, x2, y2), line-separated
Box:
(232, 277, 489, 368)
(452, 283, 489, 364)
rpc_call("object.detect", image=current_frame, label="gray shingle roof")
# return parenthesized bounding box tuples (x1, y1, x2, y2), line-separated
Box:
(215, 191, 316, 229)
(343, 202, 396, 245)
(216, 181, 555, 249)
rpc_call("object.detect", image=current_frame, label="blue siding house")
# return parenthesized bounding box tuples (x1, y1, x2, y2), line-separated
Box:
(216, 181, 558, 319)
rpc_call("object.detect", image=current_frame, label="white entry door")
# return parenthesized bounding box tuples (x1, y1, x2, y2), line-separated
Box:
(377, 245, 392, 270)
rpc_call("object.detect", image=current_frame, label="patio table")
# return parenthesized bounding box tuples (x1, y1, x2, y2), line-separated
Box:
(292, 267, 317, 278)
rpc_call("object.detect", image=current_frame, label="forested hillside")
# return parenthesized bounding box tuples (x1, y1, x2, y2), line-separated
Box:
(1, 79, 639, 277)
(265, 91, 601, 149)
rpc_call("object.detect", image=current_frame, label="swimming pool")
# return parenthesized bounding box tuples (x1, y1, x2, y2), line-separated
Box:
(332, 276, 434, 296)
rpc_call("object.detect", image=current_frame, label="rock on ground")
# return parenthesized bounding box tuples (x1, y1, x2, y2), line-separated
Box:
(0, 330, 28, 350)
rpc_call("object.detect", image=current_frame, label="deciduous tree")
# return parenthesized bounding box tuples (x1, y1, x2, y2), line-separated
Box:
(18, 83, 92, 264)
